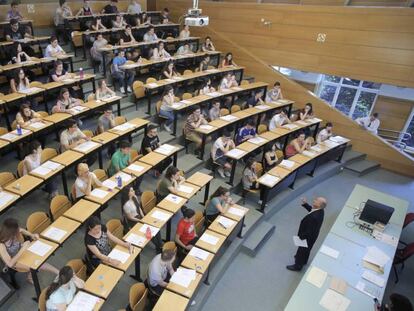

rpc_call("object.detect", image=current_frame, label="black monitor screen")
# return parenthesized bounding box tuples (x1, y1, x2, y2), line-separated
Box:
(359, 199, 395, 225)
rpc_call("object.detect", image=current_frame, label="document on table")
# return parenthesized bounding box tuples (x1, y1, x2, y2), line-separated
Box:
(74, 141, 99, 153)
(363, 246, 390, 270)
(308, 117, 322, 123)
(220, 115, 238, 122)
(200, 233, 219, 245)
(372, 230, 398, 247)
(127, 163, 145, 173)
(125, 233, 146, 247)
(330, 136, 346, 143)
(151, 210, 170, 221)
(156, 144, 176, 155)
(259, 174, 280, 187)
(165, 194, 184, 204)
(43, 226, 67, 241)
(206, 91, 222, 97)
(0, 133, 18, 141)
(189, 247, 210, 261)
(0, 191, 18, 208)
(283, 123, 298, 130)
(306, 266, 327, 288)
(139, 224, 160, 236)
(226, 148, 245, 158)
(102, 179, 117, 190)
(90, 189, 109, 199)
(113, 122, 135, 132)
(255, 104, 269, 110)
(323, 140, 339, 148)
(18, 87, 43, 94)
(116, 172, 133, 182)
(248, 136, 267, 145)
(355, 281, 381, 299)
(330, 277, 347, 295)
(362, 270, 385, 287)
(42, 161, 61, 171)
(311, 145, 323, 152)
(217, 216, 235, 229)
(227, 207, 245, 217)
(177, 185, 193, 194)
(172, 102, 184, 109)
(293, 236, 308, 248)
(170, 268, 196, 288)
(101, 95, 120, 102)
(320, 245, 339, 259)
(181, 100, 192, 105)
(67, 291, 100, 311)
(29, 122, 46, 129)
(31, 166, 52, 176)
(319, 289, 350, 311)
(232, 86, 243, 91)
(108, 248, 130, 264)
(280, 160, 295, 169)
(303, 150, 317, 158)
(28, 240, 52, 256)
(199, 124, 214, 131)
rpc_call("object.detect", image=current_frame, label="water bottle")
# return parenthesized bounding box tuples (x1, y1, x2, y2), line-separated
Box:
(16, 124, 22, 135)
(116, 175, 122, 188)
(145, 226, 152, 240)
(79, 67, 84, 80)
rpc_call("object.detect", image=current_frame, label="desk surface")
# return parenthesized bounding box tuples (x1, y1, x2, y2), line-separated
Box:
(166, 269, 203, 298)
(157, 194, 187, 214)
(123, 161, 152, 178)
(153, 290, 189, 311)
(139, 152, 167, 166)
(195, 230, 226, 254)
(84, 264, 124, 299)
(140, 207, 173, 228)
(181, 246, 214, 275)
(186, 172, 213, 188)
(4, 175, 44, 196)
(175, 182, 200, 200)
(52, 150, 84, 166)
(40, 216, 81, 244)
(17, 238, 59, 270)
(63, 199, 101, 223)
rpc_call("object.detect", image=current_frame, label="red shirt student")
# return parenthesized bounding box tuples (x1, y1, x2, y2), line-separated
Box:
(175, 208, 198, 250)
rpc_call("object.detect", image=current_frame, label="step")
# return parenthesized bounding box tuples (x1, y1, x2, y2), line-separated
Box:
(341, 150, 366, 164)
(177, 154, 204, 174)
(242, 221, 275, 257)
(158, 131, 176, 145)
(344, 160, 381, 176)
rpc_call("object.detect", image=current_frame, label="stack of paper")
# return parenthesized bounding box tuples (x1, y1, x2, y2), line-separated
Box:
(30, 122, 46, 129)
(303, 150, 317, 158)
(19, 87, 43, 94)
(108, 248, 130, 264)
(217, 216, 235, 229)
(102, 179, 117, 190)
(75, 141, 99, 153)
(28, 240, 52, 256)
(90, 189, 109, 199)
(248, 137, 268, 145)
(42, 161, 61, 171)
(181, 100, 192, 105)
(330, 136, 346, 143)
(255, 105, 269, 110)
(170, 268, 196, 288)
(68, 106, 87, 114)
(31, 166, 52, 176)
(116, 172, 133, 183)
(200, 233, 219, 245)
(67, 291, 99, 311)
(177, 184, 193, 194)
(0, 133, 18, 141)
(113, 123, 135, 132)
(355, 281, 381, 299)
(151, 210, 170, 221)
(362, 270, 385, 287)
(293, 236, 308, 248)
(323, 140, 339, 148)
(363, 246, 390, 272)
(127, 163, 145, 173)
(227, 207, 245, 217)
(280, 160, 295, 169)
(306, 266, 327, 288)
(311, 145, 323, 152)
(319, 289, 351, 311)
(125, 233, 146, 247)
(206, 91, 222, 97)
(156, 144, 176, 155)
(308, 117, 322, 123)
(43, 227, 67, 241)
(199, 125, 214, 131)
(101, 96, 118, 102)
(226, 148, 245, 158)
(172, 102, 184, 109)
(165, 194, 183, 204)
(189, 247, 210, 261)
(220, 115, 238, 122)
(283, 124, 299, 130)
(0, 191, 17, 208)
(372, 230, 398, 247)
(259, 174, 280, 187)
(139, 224, 159, 236)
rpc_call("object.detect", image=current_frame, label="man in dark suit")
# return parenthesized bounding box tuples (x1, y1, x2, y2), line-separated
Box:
(286, 196, 327, 271)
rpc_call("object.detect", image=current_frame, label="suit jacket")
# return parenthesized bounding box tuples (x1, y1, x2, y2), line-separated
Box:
(297, 203, 324, 248)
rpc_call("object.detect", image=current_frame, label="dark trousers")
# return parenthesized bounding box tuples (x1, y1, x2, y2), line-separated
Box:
(150, 273, 171, 296)
(294, 244, 313, 267)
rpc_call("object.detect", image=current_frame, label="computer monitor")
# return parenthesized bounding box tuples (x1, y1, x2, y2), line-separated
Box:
(359, 199, 395, 225)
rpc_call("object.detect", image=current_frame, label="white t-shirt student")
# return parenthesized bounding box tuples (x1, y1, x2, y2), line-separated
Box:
(269, 113, 288, 130)
(45, 44, 65, 58)
(45, 280, 76, 310)
(74, 173, 99, 198)
(148, 254, 174, 287)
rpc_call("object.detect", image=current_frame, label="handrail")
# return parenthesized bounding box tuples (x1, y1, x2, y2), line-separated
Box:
(378, 128, 411, 143)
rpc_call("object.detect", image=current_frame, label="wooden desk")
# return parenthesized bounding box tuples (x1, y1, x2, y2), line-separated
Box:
(153, 290, 189, 311)
(84, 264, 124, 299)
(0, 191, 20, 214)
(181, 247, 214, 275)
(123, 161, 152, 178)
(41, 81, 64, 90)
(157, 194, 188, 214)
(73, 141, 102, 154)
(53, 150, 84, 166)
(209, 119, 229, 128)
(208, 215, 238, 237)
(258, 173, 282, 188)
(85, 187, 119, 205)
(0, 92, 26, 102)
(0, 139, 9, 150)
(175, 182, 200, 200)
(166, 269, 203, 298)
(0, 129, 32, 142)
(259, 131, 282, 141)
(63, 199, 101, 223)
(195, 230, 226, 254)
(22, 120, 53, 133)
(222, 204, 249, 222)
(140, 207, 173, 228)
(186, 172, 213, 188)
(128, 118, 150, 128)
(92, 132, 119, 145)
(4, 175, 43, 196)
(29, 161, 64, 180)
(67, 291, 104, 311)
(108, 122, 137, 136)
(17, 239, 59, 270)
(106, 172, 135, 191)
(139, 152, 167, 166)
(268, 166, 292, 179)
(42, 112, 72, 124)
(123, 222, 159, 249)
(106, 245, 141, 273)
(237, 141, 260, 153)
(279, 159, 302, 171)
(290, 154, 313, 165)
(40, 216, 81, 245)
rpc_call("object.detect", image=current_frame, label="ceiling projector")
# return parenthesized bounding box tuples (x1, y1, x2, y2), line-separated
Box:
(184, 0, 209, 26)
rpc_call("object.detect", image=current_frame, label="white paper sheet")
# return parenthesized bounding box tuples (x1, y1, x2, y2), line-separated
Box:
(151, 210, 170, 221)
(293, 236, 308, 248)
(200, 233, 219, 245)
(199, 125, 214, 131)
(90, 189, 109, 199)
(31, 166, 52, 176)
(0, 133, 18, 141)
(227, 207, 245, 217)
(372, 230, 398, 247)
(311, 145, 323, 152)
(101, 96, 119, 102)
(189, 247, 210, 261)
(0, 191, 17, 208)
(259, 174, 280, 187)
(220, 115, 238, 122)
(42, 161, 61, 171)
(330, 136, 346, 143)
(248, 137, 267, 145)
(303, 150, 317, 158)
(170, 270, 192, 288)
(323, 140, 339, 148)
(362, 270, 385, 287)
(28, 240, 52, 256)
(18, 87, 43, 94)
(116, 172, 133, 182)
(206, 91, 222, 97)
(255, 105, 269, 110)
(29, 122, 46, 129)
(165, 194, 183, 204)
(177, 185, 193, 194)
(139, 224, 160, 236)
(206, 69, 219, 73)
(172, 102, 184, 109)
(226, 148, 245, 158)
(127, 163, 145, 173)
(280, 160, 295, 169)
(319, 289, 351, 311)
(217, 216, 235, 229)
(308, 117, 322, 123)
(181, 100, 192, 104)
(355, 281, 380, 299)
(220, 88, 233, 94)
(67, 291, 99, 311)
(363, 246, 390, 268)
(108, 248, 130, 264)
(283, 123, 299, 130)
(74, 141, 99, 153)
(102, 179, 117, 190)
(125, 233, 146, 247)
(320, 245, 339, 259)
(113, 123, 135, 132)
(306, 266, 328, 288)
(43, 226, 67, 241)
(156, 144, 176, 155)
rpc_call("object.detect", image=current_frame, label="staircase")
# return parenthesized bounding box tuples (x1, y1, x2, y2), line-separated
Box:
(342, 148, 381, 176)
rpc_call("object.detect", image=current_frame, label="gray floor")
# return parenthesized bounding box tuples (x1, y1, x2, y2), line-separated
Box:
(200, 169, 414, 311)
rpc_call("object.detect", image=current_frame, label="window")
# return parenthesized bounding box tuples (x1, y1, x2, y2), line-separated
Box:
(316, 75, 380, 120)
(403, 108, 414, 148)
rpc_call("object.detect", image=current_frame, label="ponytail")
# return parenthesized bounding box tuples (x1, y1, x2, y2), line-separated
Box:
(45, 266, 73, 301)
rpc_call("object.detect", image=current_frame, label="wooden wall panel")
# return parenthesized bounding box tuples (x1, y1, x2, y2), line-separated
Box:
(374, 96, 414, 131)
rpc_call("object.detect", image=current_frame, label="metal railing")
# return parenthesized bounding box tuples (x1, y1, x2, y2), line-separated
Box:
(378, 128, 412, 151)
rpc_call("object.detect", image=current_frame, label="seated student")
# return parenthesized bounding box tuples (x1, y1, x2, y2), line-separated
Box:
(201, 36, 215, 52)
(85, 216, 132, 270)
(22, 141, 59, 198)
(299, 103, 314, 121)
(102, 0, 119, 14)
(205, 186, 234, 224)
(6, 2, 24, 21)
(45, 266, 85, 311)
(90, 33, 109, 70)
(235, 119, 257, 145)
(76, 0, 94, 16)
(52, 88, 81, 113)
(199, 78, 215, 95)
(211, 129, 235, 178)
(143, 26, 158, 42)
(175, 208, 198, 253)
(162, 61, 178, 79)
(9, 43, 31, 64)
(219, 72, 238, 90)
(242, 157, 260, 192)
(317, 122, 333, 143)
(119, 25, 137, 46)
(90, 17, 107, 31)
(156, 166, 185, 201)
(140, 12, 152, 26)
(111, 50, 135, 94)
(161, 8, 170, 22)
(97, 108, 115, 134)
(140, 124, 172, 175)
(5, 19, 32, 42)
(0, 218, 59, 284)
(199, 55, 210, 72)
(176, 43, 193, 55)
(151, 41, 171, 60)
(184, 106, 209, 150)
(59, 119, 89, 152)
(108, 141, 132, 176)
(50, 60, 71, 82)
(54, 0, 73, 42)
(112, 14, 127, 28)
(285, 131, 311, 158)
(127, 0, 142, 23)
(123, 187, 163, 253)
(45, 36, 66, 58)
(356, 113, 380, 134)
(10, 69, 30, 93)
(266, 81, 284, 102)
(269, 109, 291, 130)
(159, 86, 176, 132)
(209, 101, 221, 121)
(96, 80, 116, 100)
(148, 249, 176, 296)
(179, 25, 190, 39)
(221, 52, 237, 67)
(246, 91, 264, 108)
(74, 163, 102, 199)
(264, 143, 279, 171)
(16, 103, 42, 127)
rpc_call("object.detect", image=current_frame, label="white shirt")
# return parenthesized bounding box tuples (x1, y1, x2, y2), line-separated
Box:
(316, 128, 332, 143)
(143, 32, 158, 42)
(123, 199, 138, 217)
(45, 44, 64, 58)
(23, 154, 41, 175)
(269, 113, 287, 130)
(75, 173, 97, 198)
(148, 254, 173, 287)
(127, 3, 142, 14)
(356, 116, 380, 134)
(219, 77, 230, 90)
